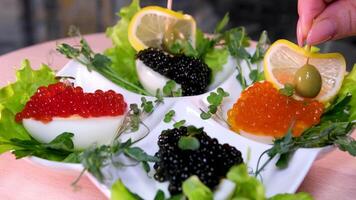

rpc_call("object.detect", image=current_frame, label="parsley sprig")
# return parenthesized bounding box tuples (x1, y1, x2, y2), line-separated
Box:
(57, 27, 150, 95)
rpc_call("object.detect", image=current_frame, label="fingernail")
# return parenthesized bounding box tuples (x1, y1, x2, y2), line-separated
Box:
(306, 18, 336, 45)
(297, 20, 304, 46)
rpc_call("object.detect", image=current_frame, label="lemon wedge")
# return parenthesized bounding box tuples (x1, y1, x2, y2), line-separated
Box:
(264, 39, 346, 103)
(128, 6, 196, 51)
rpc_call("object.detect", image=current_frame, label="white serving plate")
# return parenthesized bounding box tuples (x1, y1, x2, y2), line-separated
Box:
(27, 52, 332, 199)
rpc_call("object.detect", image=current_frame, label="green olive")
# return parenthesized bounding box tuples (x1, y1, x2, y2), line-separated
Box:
(294, 64, 322, 98)
(162, 24, 186, 49)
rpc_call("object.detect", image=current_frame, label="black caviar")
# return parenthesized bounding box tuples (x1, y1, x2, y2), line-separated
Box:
(136, 48, 211, 96)
(153, 126, 243, 194)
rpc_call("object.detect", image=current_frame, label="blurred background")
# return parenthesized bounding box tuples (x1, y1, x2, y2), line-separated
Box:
(0, 0, 355, 69)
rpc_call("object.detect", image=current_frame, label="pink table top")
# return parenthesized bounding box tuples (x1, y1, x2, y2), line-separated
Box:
(0, 33, 355, 200)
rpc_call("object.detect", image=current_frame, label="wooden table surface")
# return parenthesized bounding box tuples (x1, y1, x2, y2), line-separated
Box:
(0, 33, 355, 200)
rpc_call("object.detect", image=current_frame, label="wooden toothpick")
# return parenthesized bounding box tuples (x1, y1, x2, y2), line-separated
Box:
(305, 45, 311, 64)
(167, 0, 173, 10)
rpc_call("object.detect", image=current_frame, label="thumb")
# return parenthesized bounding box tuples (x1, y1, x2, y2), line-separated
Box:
(306, 0, 356, 45)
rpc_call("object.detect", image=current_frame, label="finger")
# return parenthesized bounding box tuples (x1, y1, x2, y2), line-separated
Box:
(297, 19, 304, 46)
(297, 0, 326, 46)
(306, 0, 356, 45)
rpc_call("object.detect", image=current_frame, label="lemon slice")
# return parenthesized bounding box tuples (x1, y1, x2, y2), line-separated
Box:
(128, 6, 196, 51)
(264, 39, 346, 103)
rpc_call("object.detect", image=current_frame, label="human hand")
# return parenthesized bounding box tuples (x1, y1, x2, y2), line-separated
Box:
(297, 0, 356, 46)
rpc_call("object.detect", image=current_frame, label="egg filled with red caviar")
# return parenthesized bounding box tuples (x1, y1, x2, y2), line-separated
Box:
(227, 81, 324, 142)
(15, 82, 127, 149)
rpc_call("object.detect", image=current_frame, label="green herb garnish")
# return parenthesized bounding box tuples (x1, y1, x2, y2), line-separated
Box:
(141, 97, 154, 113)
(251, 31, 269, 64)
(165, 14, 231, 77)
(111, 179, 143, 200)
(57, 27, 150, 95)
(173, 120, 186, 128)
(164, 110, 176, 123)
(153, 190, 165, 200)
(0, 60, 78, 161)
(1, 132, 76, 161)
(200, 88, 229, 122)
(163, 80, 182, 97)
(235, 63, 248, 89)
(255, 93, 356, 176)
(178, 136, 200, 151)
(279, 83, 295, 97)
(110, 163, 313, 200)
(73, 95, 164, 184)
(214, 13, 229, 34)
(74, 138, 158, 185)
(105, 0, 143, 94)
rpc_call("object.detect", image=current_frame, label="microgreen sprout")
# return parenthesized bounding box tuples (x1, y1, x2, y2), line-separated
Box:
(200, 88, 229, 124)
(173, 120, 186, 128)
(163, 80, 182, 97)
(279, 83, 295, 97)
(163, 110, 175, 123)
(177, 126, 204, 151)
(163, 109, 186, 128)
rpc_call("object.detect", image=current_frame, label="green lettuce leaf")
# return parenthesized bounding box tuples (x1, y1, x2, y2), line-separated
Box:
(105, 0, 143, 93)
(111, 179, 142, 200)
(0, 60, 80, 162)
(339, 64, 356, 121)
(227, 164, 265, 200)
(269, 193, 313, 200)
(182, 176, 213, 200)
(204, 48, 229, 78)
(109, 163, 314, 200)
(0, 60, 57, 142)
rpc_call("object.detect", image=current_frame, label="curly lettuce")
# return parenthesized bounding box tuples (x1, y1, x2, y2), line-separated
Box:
(339, 64, 356, 121)
(0, 60, 77, 161)
(105, 0, 143, 93)
(0, 60, 57, 145)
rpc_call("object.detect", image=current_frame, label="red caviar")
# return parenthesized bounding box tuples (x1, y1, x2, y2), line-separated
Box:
(15, 82, 127, 123)
(227, 81, 324, 137)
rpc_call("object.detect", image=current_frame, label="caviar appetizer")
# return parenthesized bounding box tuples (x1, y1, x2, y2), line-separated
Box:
(228, 39, 349, 140)
(0, 60, 160, 166)
(153, 126, 243, 194)
(56, 0, 261, 97)
(15, 82, 127, 149)
(228, 81, 324, 138)
(226, 39, 356, 174)
(0, 61, 80, 161)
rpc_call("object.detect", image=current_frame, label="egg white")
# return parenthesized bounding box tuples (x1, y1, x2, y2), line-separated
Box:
(23, 116, 124, 150)
(136, 59, 181, 96)
(239, 130, 274, 144)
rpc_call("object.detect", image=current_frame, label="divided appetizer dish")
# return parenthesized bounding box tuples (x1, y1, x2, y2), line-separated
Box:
(0, 0, 355, 199)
